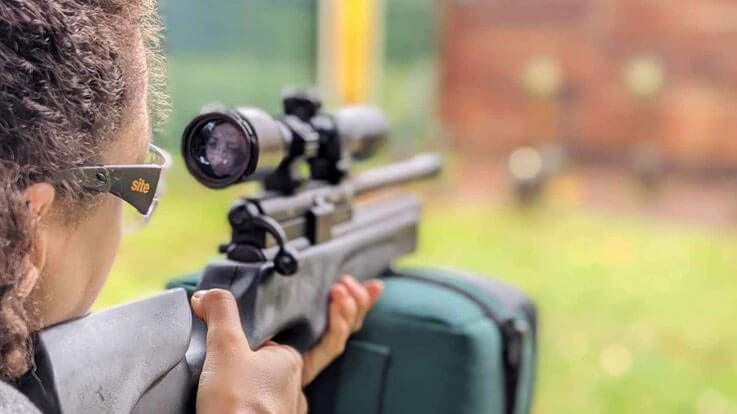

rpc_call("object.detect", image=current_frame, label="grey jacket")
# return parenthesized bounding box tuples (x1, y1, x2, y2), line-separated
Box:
(0, 381, 40, 414)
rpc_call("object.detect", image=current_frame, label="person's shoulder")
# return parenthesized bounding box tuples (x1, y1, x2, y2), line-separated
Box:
(0, 381, 41, 414)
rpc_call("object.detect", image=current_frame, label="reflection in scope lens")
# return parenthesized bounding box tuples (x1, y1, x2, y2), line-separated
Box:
(203, 121, 248, 177)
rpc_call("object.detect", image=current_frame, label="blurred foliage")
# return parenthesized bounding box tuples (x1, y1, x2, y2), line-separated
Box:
(156, 0, 318, 149)
(155, 0, 440, 153)
(161, 0, 317, 62)
(385, 0, 437, 63)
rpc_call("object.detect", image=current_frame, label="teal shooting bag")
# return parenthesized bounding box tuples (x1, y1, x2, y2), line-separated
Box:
(167, 267, 537, 414)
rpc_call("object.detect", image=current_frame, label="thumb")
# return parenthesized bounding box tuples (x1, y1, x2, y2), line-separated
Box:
(191, 289, 251, 348)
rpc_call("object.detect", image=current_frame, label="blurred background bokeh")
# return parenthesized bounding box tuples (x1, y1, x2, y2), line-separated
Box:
(96, 1, 737, 412)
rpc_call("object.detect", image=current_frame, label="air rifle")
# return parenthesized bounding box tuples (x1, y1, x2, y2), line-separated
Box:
(19, 90, 442, 413)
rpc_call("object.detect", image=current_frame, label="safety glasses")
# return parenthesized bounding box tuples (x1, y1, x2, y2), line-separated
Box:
(63, 144, 172, 231)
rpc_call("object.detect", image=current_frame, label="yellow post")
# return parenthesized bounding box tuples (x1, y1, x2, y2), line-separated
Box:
(319, 0, 383, 105)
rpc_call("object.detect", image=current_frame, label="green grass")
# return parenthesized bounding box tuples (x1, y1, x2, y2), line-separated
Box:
(97, 166, 737, 413)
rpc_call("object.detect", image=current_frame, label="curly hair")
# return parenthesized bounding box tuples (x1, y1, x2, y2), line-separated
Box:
(0, 0, 165, 381)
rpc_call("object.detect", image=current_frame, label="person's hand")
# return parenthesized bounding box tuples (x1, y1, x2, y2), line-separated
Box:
(301, 275, 384, 386)
(191, 289, 306, 414)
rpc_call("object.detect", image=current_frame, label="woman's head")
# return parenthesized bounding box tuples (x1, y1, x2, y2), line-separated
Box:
(0, 0, 164, 380)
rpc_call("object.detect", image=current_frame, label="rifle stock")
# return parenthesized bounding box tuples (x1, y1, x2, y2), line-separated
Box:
(19, 289, 194, 414)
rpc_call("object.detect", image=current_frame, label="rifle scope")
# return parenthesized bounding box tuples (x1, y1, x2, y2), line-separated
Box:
(182, 93, 388, 189)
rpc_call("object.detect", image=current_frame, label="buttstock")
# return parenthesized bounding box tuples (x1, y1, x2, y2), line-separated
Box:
(19, 289, 194, 414)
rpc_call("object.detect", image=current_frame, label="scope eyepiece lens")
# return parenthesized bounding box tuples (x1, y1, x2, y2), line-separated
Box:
(203, 120, 248, 178)
(182, 113, 257, 188)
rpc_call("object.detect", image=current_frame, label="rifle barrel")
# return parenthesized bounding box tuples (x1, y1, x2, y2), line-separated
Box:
(256, 153, 442, 222)
(351, 153, 443, 195)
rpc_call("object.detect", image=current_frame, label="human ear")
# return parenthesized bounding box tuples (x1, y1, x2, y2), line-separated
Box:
(23, 182, 55, 220)
(21, 183, 56, 291)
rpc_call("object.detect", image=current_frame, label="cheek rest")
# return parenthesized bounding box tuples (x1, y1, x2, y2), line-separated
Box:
(23, 288, 193, 414)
